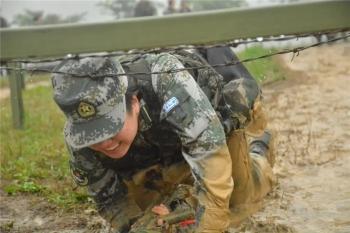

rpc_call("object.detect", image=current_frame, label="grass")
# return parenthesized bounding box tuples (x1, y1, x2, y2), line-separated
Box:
(0, 73, 51, 89)
(0, 85, 90, 209)
(237, 46, 286, 83)
(0, 76, 9, 89)
(0, 47, 284, 210)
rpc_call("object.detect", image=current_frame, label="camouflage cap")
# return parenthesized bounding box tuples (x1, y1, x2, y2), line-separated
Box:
(52, 57, 128, 149)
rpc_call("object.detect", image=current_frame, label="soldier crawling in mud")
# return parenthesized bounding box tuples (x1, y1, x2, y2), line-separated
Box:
(52, 47, 276, 233)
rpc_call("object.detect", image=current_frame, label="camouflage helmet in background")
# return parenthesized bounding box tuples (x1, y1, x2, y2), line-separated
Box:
(52, 57, 128, 149)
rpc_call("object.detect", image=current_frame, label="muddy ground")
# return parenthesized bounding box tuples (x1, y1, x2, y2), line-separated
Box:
(236, 43, 350, 233)
(1, 43, 349, 233)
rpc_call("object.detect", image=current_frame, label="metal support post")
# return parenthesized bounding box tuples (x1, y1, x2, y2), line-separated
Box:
(8, 63, 24, 129)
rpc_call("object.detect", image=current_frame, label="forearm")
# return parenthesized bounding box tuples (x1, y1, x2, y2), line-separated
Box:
(69, 147, 141, 231)
(193, 146, 233, 232)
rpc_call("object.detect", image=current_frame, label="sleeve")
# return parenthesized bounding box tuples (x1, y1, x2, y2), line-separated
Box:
(151, 54, 234, 232)
(67, 145, 141, 232)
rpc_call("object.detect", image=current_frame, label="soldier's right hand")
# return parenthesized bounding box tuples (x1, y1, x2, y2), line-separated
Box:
(98, 198, 142, 233)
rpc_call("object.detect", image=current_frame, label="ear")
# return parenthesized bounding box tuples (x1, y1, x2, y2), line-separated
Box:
(131, 95, 140, 115)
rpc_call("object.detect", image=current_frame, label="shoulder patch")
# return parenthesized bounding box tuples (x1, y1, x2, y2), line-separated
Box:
(163, 97, 179, 113)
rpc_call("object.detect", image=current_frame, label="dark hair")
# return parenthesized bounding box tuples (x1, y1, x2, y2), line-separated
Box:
(125, 92, 137, 113)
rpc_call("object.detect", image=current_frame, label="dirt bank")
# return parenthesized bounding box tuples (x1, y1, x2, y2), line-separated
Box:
(1, 43, 349, 233)
(234, 43, 350, 233)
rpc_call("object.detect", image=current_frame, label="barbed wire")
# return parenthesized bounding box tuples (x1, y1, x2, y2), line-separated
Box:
(8, 29, 349, 64)
(0, 33, 349, 79)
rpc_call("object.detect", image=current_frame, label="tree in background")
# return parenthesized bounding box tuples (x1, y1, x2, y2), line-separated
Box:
(98, 0, 137, 19)
(13, 9, 85, 26)
(274, 0, 299, 3)
(189, 0, 247, 11)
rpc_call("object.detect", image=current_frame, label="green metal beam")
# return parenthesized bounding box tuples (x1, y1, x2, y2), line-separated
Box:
(1, 0, 349, 60)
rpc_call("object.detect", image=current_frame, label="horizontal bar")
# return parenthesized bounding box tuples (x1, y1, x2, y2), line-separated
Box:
(1, 0, 349, 60)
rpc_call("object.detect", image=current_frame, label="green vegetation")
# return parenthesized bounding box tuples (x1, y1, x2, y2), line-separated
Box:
(237, 46, 286, 83)
(0, 73, 51, 89)
(0, 77, 9, 89)
(0, 85, 90, 209)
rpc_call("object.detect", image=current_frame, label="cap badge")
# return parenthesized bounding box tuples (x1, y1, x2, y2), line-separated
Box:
(77, 102, 96, 118)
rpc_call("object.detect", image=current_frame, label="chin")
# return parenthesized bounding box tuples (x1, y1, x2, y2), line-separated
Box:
(104, 147, 129, 159)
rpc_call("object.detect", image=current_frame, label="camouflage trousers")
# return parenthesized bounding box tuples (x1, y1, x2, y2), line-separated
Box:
(228, 100, 276, 225)
(123, 99, 276, 231)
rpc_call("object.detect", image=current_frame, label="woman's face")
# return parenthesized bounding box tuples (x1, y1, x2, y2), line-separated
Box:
(90, 96, 140, 159)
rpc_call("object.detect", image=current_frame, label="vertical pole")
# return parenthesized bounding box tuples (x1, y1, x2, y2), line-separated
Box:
(9, 63, 24, 129)
(20, 71, 26, 90)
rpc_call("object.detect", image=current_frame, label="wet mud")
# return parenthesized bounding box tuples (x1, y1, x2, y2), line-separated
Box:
(1, 43, 349, 233)
(0, 190, 105, 233)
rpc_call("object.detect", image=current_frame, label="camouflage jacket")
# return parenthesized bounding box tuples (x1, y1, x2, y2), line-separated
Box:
(67, 51, 257, 232)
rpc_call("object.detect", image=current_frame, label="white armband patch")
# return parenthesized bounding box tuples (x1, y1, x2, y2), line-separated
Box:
(163, 97, 179, 113)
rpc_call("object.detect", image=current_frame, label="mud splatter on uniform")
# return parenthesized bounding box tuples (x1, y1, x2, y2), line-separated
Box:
(52, 50, 275, 232)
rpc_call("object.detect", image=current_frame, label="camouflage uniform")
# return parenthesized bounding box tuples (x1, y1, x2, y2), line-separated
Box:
(52, 50, 275, 233)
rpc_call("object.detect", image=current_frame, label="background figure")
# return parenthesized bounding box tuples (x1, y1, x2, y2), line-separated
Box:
(134, 0, 157, 17)
(179, 0, 191, 13)
(163, 0, 177, 15)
